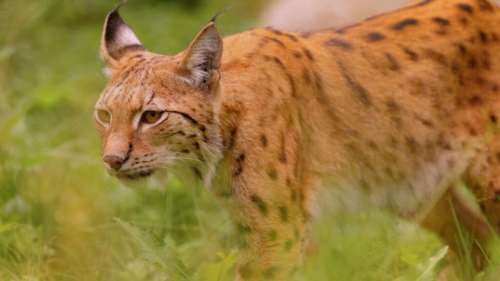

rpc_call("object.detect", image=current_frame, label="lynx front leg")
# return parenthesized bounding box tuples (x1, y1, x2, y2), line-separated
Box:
(211, 106, 314, 280)
(217, 145, 311, 280)
(231, 190, 307, 281)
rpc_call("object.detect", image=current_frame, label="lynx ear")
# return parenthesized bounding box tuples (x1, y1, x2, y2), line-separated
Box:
(179, 22, 223, 88)
(100, 6, 144, 71)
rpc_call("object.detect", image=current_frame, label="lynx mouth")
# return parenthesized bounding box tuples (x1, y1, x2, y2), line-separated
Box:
(116, 169, 156, 181)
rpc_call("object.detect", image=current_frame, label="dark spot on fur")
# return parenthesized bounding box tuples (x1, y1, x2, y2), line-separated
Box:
(402, 47, 419, 61)
(337, 61, 372, 106)
(437, 134, 452, 150)
(279, 133, 287, 164)
(266, 36, 286, 48)
(302, 47, 315, 61)
(325, 38, 353, 50)
(284, 33, 299, 42)
(293, 51, 303, 59)
(251, 195, 269, 216)
(457, 3, 474, 14)
(385, 53, 401, 71)
(302, 68, 312, 84)
(233, 153, 246, 177)
(406, 136, 418, 154)
(273, 56, 284, 67)
(284, 240, 294, 251)
(460, 17, 470, 28)
(286, 75, 298, 98)
(266, 27, 284, 36)
(227, 127, 237, 150)
(391, 18, 419, 30)
(457, 43, 468, 55)
(490, 114, 498, 124)
(366, 32, 385, 42)
(480, 203, 487, 212)
(465, 120, 479, 136)
(386, 98, 401, 114)
(480, 50, 492, 70)
(468, 96, 483, 106)
(237, 153, 246, 162)
(268, 230, 278, 241)
(385, 166, 396, 179)
(426, 49, 448, 66)
(490, 84, 499, 92)
(260, 134, 268, 147)
(268, 168, 278, 180)
(415, 114, 434, 128)
(279, 206, 289, 222)
(312, 71, 339, 121)
(468, 56, 478, 69)
(432, 17, 450, 26)
(451, 61, 461, 75)
(367, 140, 379, 150)
(478, 30, 488, 43)
(267, 56, 298, 97)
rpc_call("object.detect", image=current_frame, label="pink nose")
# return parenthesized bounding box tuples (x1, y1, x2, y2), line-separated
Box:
(103, 155, 125, 171)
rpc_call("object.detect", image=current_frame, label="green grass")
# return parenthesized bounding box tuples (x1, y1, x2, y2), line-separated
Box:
(0, 0, 499, 280)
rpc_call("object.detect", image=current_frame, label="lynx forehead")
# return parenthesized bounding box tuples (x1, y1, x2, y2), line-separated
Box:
(95, 0, 500, 280)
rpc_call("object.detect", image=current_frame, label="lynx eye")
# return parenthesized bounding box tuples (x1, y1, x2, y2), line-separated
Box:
(141, 111, 164, 125)
(96, 109, 111, 125)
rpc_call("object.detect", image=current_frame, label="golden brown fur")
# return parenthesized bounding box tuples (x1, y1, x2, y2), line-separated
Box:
(95, 0, 500, 279)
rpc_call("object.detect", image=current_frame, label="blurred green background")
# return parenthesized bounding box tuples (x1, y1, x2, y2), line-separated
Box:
(0, 0, 498, 280)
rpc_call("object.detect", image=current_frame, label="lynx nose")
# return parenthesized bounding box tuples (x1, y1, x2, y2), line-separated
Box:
(103, 155, 125, 171)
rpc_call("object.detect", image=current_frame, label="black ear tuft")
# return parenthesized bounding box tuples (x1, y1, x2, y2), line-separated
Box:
(209, 6, 230, 23)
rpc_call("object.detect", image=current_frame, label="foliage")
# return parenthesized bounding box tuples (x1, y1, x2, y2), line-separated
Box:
(0, 0, 498, 280)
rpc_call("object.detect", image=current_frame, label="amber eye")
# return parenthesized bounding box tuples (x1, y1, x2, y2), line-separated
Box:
(96, 109, 111, 125)
(141, 111, 164, 124)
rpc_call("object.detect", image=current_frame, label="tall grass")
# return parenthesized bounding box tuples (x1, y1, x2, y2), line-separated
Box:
(0, 0, 498, 280)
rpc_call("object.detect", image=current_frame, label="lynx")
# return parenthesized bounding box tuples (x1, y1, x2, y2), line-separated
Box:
(95, 0, 500, 279)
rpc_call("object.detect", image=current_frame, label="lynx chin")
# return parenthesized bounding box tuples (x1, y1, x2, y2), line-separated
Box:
(95, 0, 500, 279)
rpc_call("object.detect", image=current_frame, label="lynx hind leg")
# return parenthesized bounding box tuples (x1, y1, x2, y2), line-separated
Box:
(421, 187, 492, 256)
(466, 136, 500, 236)
(420, 187, 493, 281)
(421, 136, 500, 274)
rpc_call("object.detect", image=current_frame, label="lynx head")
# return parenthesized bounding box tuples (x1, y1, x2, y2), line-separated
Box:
(95, 6, 224, 181)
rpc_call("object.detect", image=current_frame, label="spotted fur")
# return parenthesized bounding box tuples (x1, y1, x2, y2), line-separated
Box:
(95, 0, 500, 279)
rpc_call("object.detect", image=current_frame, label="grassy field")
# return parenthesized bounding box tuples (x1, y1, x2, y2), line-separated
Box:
(0, 0, 499, 280)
